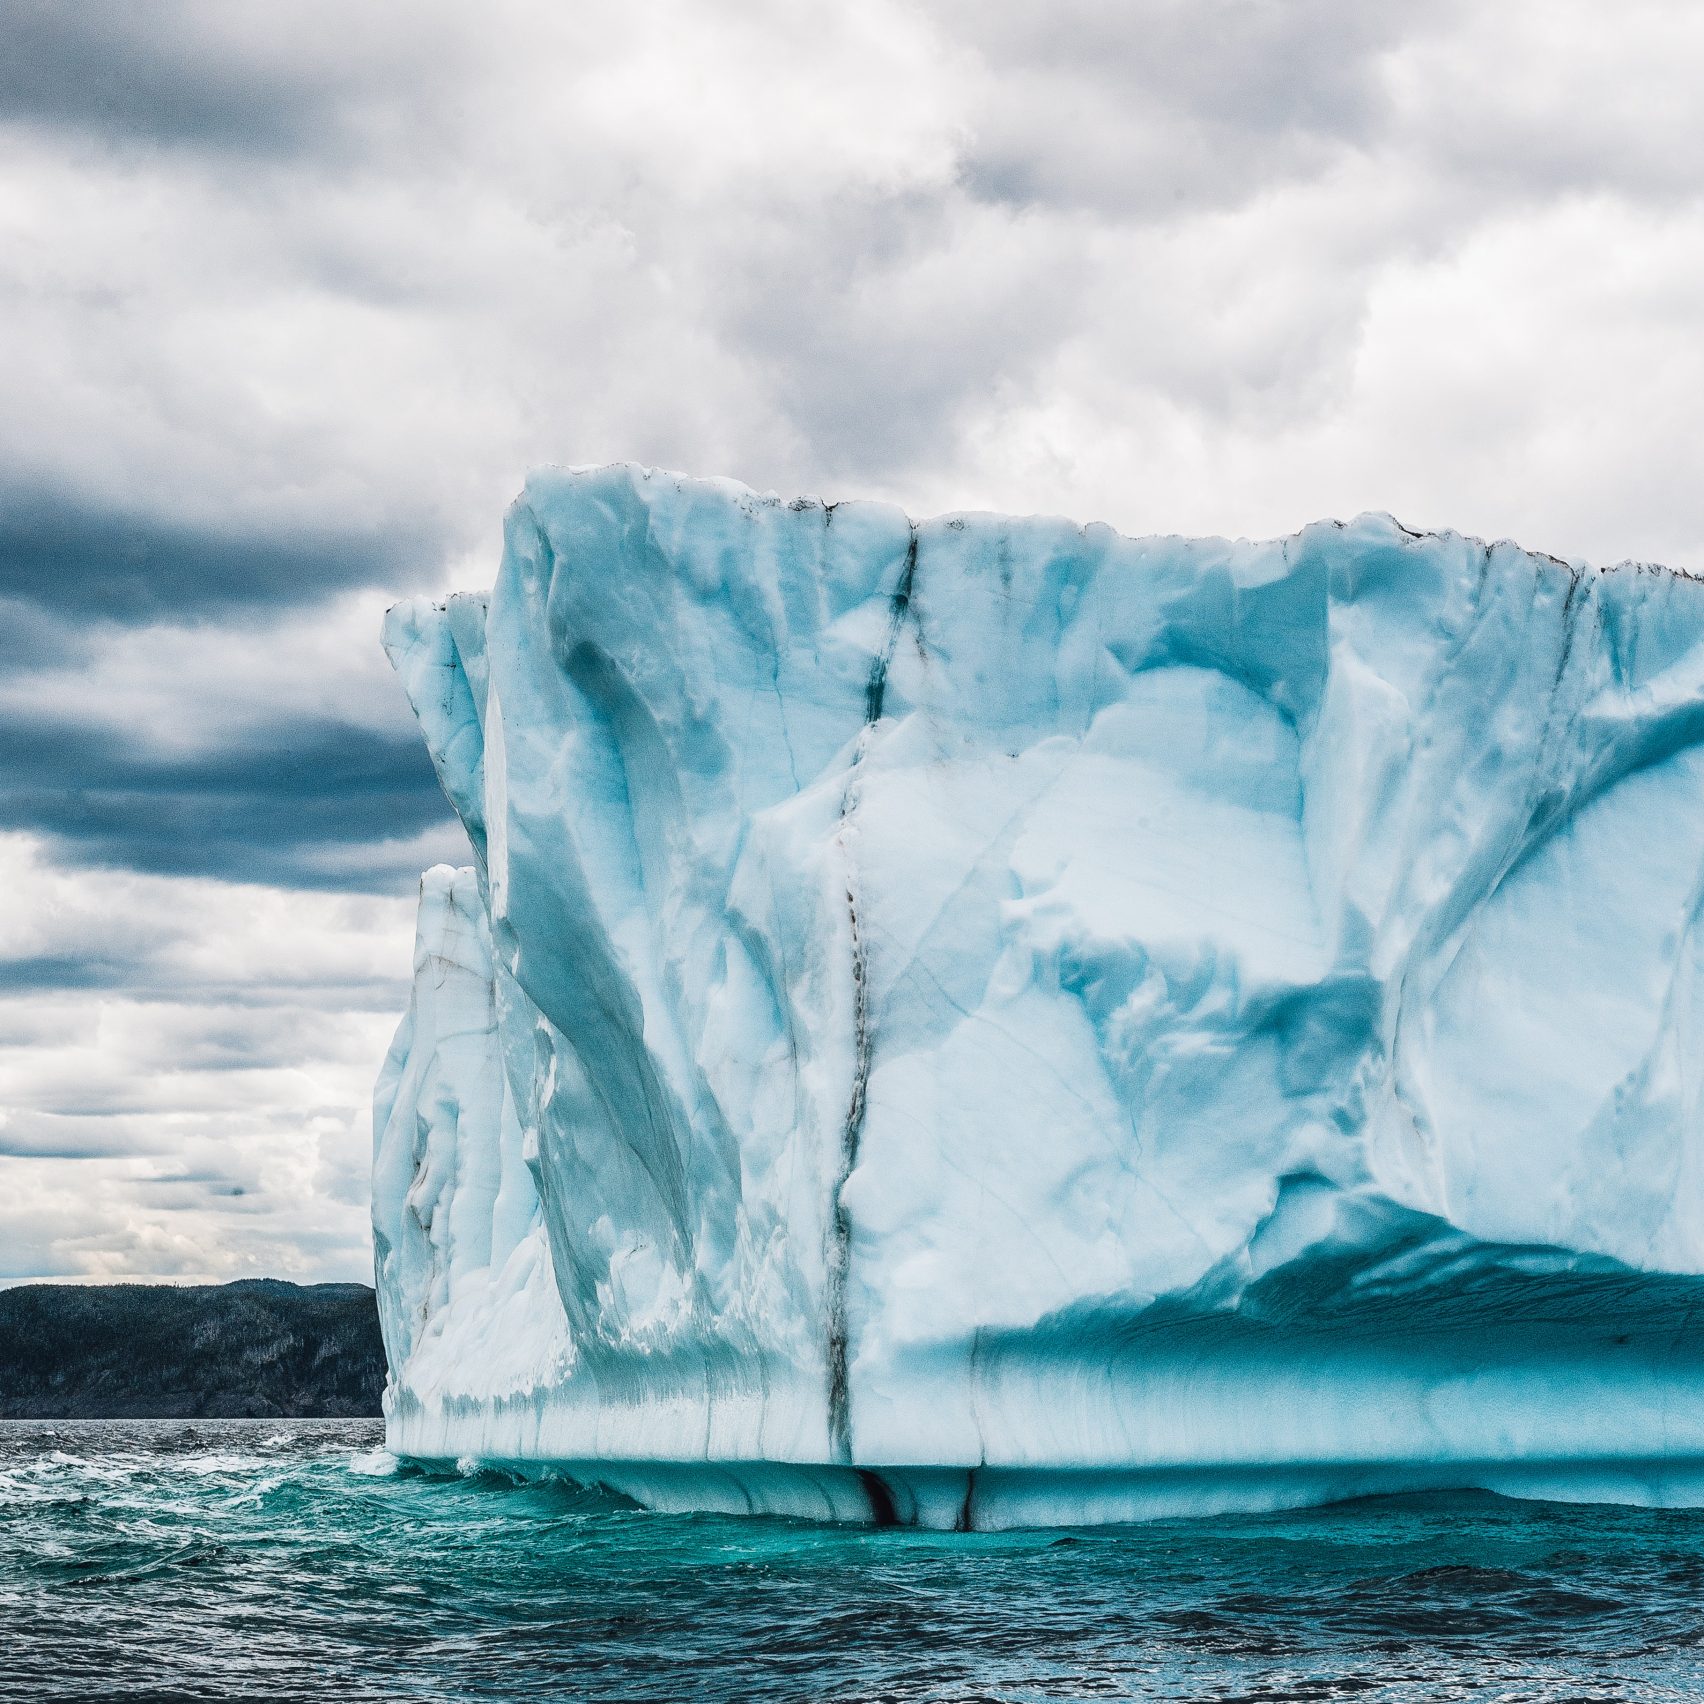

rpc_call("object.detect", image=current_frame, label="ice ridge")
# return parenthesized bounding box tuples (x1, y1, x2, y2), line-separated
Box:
(374, 463, 1704, 1528)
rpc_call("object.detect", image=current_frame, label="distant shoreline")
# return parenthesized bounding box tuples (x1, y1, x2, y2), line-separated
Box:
(0, 1279, 384, 1420)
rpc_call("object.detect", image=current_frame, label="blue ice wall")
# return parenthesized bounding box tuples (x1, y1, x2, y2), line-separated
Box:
(374, 466, 1704, 1527)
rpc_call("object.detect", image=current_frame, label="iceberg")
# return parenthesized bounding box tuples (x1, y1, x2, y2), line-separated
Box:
(373, 464, 1704, 1528)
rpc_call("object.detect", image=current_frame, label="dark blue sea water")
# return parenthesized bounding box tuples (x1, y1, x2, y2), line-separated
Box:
(3, 1422, 1703, 1702)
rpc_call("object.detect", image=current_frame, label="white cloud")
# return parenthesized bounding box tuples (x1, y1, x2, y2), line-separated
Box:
(0, 834, 408, 1280)
(0, 590, 406, 753)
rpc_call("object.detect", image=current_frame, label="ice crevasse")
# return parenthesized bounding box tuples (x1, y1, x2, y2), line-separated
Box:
(374, 463, 1704, 1529)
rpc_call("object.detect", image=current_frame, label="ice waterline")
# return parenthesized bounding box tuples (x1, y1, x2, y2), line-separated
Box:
(373, 464, 1704, 1529)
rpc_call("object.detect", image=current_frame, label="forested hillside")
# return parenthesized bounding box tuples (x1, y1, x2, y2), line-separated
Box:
(0, 1280, 384, 1417)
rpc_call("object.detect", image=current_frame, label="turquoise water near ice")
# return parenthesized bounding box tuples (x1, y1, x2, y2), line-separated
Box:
(4, 1422, 1704, 1701)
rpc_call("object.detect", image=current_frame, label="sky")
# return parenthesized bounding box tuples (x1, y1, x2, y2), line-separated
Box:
(4, 0, 1704, 1285)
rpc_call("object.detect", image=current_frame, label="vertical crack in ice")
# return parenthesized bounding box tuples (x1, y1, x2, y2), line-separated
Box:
(954, 1468, 978, 1533)
(826, 526, 919, 1464)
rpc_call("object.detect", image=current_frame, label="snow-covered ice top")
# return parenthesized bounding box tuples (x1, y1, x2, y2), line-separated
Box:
(374, 465, 1704, 1528)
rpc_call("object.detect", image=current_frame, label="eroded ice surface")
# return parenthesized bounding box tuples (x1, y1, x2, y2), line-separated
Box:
(374, 465, 1704, 1528)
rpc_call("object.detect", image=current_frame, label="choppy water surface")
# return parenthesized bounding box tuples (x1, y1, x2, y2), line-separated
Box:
(3, 1423, 1704, 1701)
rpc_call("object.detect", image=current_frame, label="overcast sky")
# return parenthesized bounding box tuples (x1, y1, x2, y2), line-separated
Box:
(5, 0, 1704, 1284)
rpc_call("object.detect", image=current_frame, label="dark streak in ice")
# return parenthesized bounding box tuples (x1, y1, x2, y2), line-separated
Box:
(826, 526, 919, 1465)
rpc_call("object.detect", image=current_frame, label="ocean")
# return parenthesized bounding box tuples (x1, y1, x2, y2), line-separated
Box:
(2, 1420, 1701, 1701)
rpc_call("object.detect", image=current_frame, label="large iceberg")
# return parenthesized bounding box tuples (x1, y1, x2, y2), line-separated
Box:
(373, 464, 1704, 1528)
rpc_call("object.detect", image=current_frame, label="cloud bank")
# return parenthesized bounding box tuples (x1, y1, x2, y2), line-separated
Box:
(4, 0, 1702, 1279)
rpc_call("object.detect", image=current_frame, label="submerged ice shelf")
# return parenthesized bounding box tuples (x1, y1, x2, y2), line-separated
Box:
(374, 465, 1704, 1528)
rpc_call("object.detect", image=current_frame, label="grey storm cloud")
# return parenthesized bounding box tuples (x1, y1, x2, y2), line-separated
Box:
(0, 712, 456, 892)
(0, 953, 145, 993)
(949, 0, 1420, 216)
(0, 491, 436, 624)
(0, 598, 92, 670)
(0, 0, 429, 158)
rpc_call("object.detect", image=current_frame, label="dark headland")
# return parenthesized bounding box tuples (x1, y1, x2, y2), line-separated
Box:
(0, 1279, 385, 1418)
